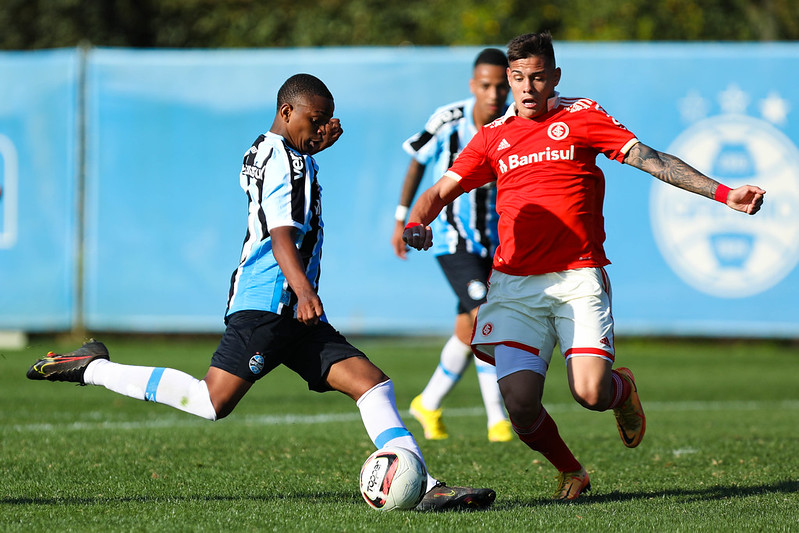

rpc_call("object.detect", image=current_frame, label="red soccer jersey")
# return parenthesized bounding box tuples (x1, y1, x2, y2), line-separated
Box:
(445, 94, 638, 276)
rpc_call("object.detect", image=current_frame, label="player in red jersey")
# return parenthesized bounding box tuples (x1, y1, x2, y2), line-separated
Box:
(403, 31, 765, 501)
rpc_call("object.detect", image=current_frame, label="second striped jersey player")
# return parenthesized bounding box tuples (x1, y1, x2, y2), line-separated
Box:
(402, 97, 498, 258)
(392, 48, 514, 443)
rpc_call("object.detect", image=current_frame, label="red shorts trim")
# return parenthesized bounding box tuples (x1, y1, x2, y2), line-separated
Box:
(563, 346, 615, 362)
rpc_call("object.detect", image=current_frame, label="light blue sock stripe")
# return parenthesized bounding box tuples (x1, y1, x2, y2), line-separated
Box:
(438, 363, 462, 382)
(145, 367, 166, 402)
(475, 364, 496, 375)
(374, 427, 412, 449)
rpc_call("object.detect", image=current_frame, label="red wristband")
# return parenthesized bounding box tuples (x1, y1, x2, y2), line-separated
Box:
(405, 222, 422, 230)
(714, 184, 731, 204)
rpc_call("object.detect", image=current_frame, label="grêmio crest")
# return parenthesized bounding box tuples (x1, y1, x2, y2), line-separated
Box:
(650, 84, 799, 298)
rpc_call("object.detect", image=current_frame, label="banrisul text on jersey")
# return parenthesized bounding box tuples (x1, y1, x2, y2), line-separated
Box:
(445, 92, 639, 276)
(498, 145, 575, 173)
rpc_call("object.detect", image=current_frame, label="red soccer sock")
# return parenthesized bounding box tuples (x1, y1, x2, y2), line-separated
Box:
(512, 408, 582, 473)
(608, 369, 632, 410)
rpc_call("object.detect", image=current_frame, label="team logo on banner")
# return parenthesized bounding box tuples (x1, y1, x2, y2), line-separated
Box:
(650, 84, 799, 298)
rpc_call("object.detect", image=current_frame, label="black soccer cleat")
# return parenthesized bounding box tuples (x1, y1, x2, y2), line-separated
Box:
(415, 481, 496, 511)
(26, 339, 110, 385)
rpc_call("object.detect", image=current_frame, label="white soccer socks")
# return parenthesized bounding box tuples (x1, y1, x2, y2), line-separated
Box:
(474, 356, 509, 428)
(418, 335, 472, 410)
(356, 379, 438, 491)
(421, 335, 509, 428)
(83, 359, 217, 420)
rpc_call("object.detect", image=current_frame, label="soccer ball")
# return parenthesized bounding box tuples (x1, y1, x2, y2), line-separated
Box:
(359, 447, 427, 511)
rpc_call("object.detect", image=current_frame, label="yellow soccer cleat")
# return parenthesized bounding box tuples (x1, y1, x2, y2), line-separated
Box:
(613, 367, 646, 448)
(553, 467, 591, 501)
(487, 419, 513, 442)
(409, 395, 448, 440)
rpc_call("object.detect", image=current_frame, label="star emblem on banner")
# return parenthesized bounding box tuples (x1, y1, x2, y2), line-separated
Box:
(718, 84, 750, 115)
(759, 91, 790, 126)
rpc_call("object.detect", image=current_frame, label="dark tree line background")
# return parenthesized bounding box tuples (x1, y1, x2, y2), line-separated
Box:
(1, 0, 798, 50)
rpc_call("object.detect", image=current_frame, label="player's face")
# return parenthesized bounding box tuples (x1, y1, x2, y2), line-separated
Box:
(470, 63, 510, 124)
(283, 94, 334, 153)
(507, 56, 561, 120)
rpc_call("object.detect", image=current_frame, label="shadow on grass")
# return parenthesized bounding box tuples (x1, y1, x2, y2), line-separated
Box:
(4, 480, 798, 509)
(1, 491, 364, 507)
(494, 479, 799, 509)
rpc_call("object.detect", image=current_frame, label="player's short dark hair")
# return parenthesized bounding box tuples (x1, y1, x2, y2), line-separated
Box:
(506, 31, 556, 68)
(474, 48, 508, 68)
(276, 74, 334, 110)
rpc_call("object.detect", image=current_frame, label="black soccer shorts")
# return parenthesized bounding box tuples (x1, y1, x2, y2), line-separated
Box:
(436, 250, 493, 315)
(211, 310, 367, 391)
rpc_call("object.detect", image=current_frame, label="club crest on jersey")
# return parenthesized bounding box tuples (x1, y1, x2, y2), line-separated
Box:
(249, 353, 265, 375)
(547, 122, 570, 140)
(481, 322, 493, 336)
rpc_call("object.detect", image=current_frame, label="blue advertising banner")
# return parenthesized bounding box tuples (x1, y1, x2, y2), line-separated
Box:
(0, 49, 78, 331)
(554, 43, 799, 337)
(82, 47, 479, 332)
(4, 44, 798, 337)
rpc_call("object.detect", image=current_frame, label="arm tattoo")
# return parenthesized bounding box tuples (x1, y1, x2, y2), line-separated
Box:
(624, 142, 717, 199)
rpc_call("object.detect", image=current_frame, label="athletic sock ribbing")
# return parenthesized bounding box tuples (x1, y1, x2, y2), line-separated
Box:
(608, 369, 632, 410)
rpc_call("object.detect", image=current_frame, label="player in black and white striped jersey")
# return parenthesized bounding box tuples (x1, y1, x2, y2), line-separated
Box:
(28, 73, 496, 512)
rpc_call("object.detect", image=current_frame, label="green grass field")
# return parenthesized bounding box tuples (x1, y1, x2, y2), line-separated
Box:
(2, 335, 798, 532)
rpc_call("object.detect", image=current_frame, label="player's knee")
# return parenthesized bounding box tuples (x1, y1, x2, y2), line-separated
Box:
(571, 386, 610, 411)
(212, 404, 230, 420)
(206, 391, 238, 421)
(353, 362, 389, 394)
(501, 390, 541, 426)
(330, 357, 389, 401)
(351, 374, 390, 401)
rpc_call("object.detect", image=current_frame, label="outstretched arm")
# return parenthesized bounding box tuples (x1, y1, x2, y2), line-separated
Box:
(403, 175, 465, 251)
(624, 142, 765, 215)
(391, 159, 426, 259)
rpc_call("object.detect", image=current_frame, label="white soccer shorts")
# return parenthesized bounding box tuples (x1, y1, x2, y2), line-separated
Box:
(472, 267, 616, 377)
